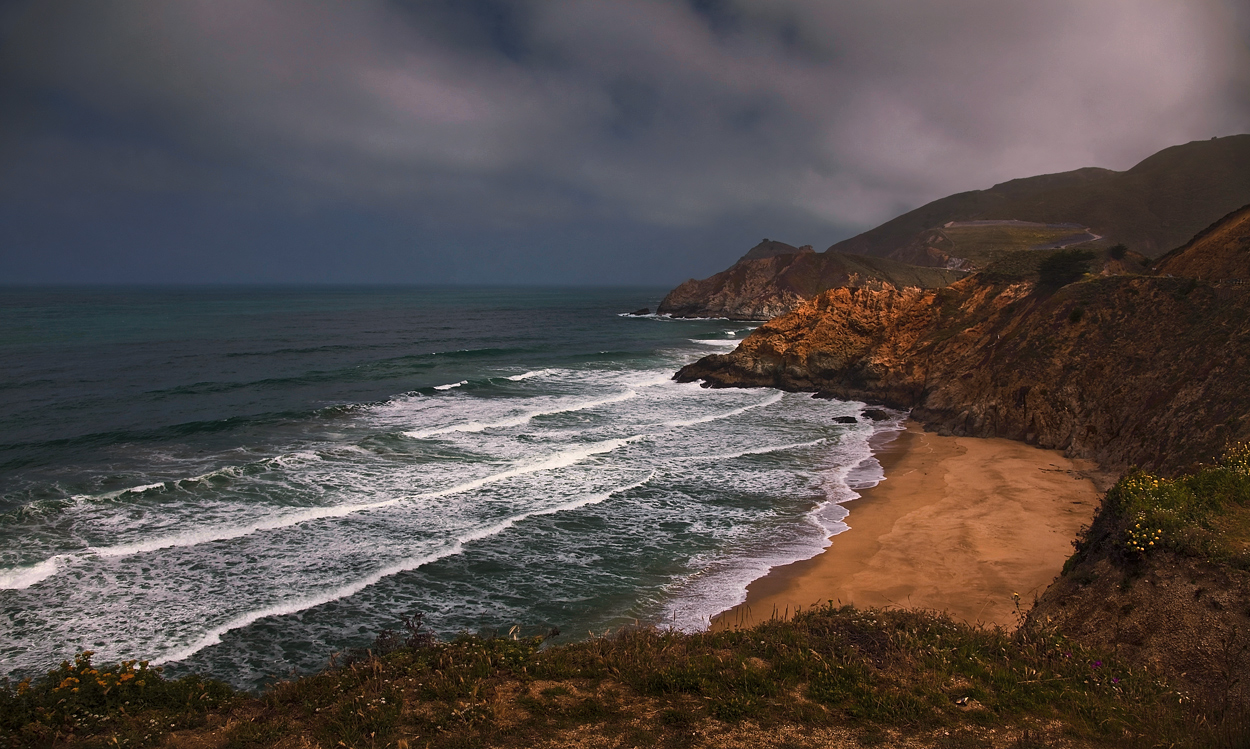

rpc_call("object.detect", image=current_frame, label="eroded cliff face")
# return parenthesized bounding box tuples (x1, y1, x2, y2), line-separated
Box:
(1027, 550, 1250, 711)
(676, 274, 1250, 475)
(658, 253, 810, 319)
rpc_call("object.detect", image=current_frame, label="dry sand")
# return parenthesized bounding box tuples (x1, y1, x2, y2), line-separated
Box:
(712, 421, 1101, 630)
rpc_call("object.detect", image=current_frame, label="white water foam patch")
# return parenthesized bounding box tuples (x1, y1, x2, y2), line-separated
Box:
(419, 435, 644, 499)
(66, 461, 261, 506)
(434, 380, 468, 390)
(662, 391, 783, 428)
(674, 437, 827, 462)
(658, 419, 884, 632)
(151, 472, 655, 666)
(87, 501, 398, 558)
(71, 436, 645, 562)
(688, 339, 739, 347)
(504, 369, 557, 381)
(402, 390, 641, 440)
(68, 481, 170, 504)
(0, 555, 69, 590)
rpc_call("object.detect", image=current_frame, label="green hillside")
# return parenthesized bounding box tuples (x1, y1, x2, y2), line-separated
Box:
(829, 135, 1250, 259)
(890, 221, 1101, 269)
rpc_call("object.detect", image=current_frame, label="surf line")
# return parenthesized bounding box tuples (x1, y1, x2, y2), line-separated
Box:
(151, 471, 655, 666)
(662, 390, 783, 428)
(403, 389, 642, 440)
(0, 437, 648, 589)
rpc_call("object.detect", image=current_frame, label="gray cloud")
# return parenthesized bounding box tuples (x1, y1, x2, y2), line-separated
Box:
(2, 0, 1248, 281)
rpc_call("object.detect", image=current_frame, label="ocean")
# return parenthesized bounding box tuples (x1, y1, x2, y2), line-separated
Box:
(0, 286, 897, 690)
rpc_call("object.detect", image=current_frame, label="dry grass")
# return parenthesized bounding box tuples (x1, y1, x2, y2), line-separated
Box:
(4, 605, 1221, 749)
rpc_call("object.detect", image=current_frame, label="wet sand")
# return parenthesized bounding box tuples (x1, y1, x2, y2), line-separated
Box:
(712, 421, 1101, 630)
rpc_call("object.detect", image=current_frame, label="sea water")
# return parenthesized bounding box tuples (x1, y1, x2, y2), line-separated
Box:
(0, 287, 899, 690)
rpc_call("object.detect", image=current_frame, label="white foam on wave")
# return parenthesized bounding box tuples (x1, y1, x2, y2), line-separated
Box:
(420, 435, 645, 499)
(663, 391, 783, 428)
(89, 501, 395, 558)
(403, 390, 640, 440)
(69, 481, 169, 503)
(67, 461, 259, 506)
(76, 436, 645, 561)
(433, 380, 468, 391)
(688, 339, 739, 347)
(0, 555, 69, 590)
(504, 369, 557, 381)
(674, 437, 827, 462)
(151, 472, 655, 666)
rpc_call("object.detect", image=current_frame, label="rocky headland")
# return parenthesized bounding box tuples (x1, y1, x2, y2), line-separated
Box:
(675, 206, 1250, 475)
(657, 243, 962, 320)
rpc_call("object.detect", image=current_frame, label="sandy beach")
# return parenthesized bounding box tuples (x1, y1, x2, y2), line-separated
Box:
(713, 421, 1102, 630)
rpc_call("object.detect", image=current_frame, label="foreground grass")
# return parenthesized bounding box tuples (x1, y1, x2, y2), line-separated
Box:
(1, 605, 1216, 749)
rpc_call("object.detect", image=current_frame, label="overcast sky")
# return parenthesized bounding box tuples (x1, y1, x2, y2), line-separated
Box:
(3, 0, 1248, 285)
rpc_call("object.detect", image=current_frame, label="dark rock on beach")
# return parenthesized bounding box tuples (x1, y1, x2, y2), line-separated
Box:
(832, 416, 858, 424)
(628, 307, 650, 316)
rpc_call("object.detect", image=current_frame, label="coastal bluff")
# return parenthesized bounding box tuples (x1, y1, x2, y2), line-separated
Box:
(678, 204, 1250, 713)
(657, 242, 962, 320)
(675, 204, 1250, 477)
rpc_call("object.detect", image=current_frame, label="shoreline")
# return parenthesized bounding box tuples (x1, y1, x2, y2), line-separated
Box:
(712, 420, 1101, 630)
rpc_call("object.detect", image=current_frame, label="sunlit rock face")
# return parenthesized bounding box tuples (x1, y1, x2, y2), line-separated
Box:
(658, 247, 962, 321)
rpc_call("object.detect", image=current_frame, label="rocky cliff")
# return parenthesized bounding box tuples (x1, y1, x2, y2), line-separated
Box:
(675, 223, 1250, 475)
(657, 249, 963, 320)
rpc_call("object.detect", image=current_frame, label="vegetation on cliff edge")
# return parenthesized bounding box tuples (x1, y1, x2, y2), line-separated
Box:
(0, 603, 1224, 749)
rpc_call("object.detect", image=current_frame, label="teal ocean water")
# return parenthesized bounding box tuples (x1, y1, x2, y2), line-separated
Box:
(0, 287, 897, 690)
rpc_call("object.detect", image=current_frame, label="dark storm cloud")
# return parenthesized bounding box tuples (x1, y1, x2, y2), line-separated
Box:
(2, 0, 1248, 282)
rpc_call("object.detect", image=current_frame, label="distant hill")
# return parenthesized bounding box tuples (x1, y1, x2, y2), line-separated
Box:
(657, 251, 962, 320)
(1153, 203, 1250, 281)
(659, 135, 1250, 320)
(830, 135, 1250, 259)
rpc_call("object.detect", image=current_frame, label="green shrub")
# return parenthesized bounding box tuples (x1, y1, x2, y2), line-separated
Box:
(1109, 244, 1128, 260)
(1037, 249, 1096, 287)
(1109, 442, 1250, 564)
(0, 650, 235, 737)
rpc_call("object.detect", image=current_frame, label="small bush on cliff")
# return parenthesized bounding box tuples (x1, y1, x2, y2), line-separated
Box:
(1108, 442, 1250, 567)
(0, 650, 235, 742)
(1037, 249, 1096, 288)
